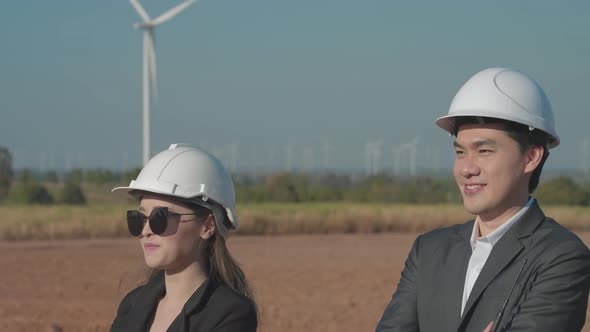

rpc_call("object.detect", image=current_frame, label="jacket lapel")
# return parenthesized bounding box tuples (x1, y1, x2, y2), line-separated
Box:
(460, 229, 524, 321)
(457, 201, 545, 328)
(176, 269, 218, 332)
(126, 274, 166, 332)
(121, 270, 217, 332)
(444, 222, 474, 330)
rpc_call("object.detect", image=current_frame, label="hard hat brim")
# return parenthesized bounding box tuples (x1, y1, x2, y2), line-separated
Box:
(435, 113, 560, 148)
(111, 185, 193, 199)
(435, 114, 455, 135)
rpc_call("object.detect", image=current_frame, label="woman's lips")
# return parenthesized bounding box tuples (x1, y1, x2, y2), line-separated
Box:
(143, 243, 160, 250)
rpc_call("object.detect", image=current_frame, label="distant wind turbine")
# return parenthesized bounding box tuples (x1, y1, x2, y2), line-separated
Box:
(321, 141, 334, 171)
(365, 139, 383, 176)
(285, 145, 294, 172)
(393, 136, 419, 176)
(302, 146, 315, 173)
(228, 143, 239, 172)
(129, 0, 197, 165)
(581, 136, 590, 177)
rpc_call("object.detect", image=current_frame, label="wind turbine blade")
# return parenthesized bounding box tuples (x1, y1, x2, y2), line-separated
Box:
(129, 0, 151, 22)
(151, 0, 197, 26)
(146, 30, 158, 103)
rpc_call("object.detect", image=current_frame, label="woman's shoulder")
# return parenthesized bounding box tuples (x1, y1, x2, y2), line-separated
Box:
(110, 285, 147, 331)
(111, 284, 152, 327)
(111, 276, 167, 331)
(207, 282, 256, 313)
(117, 284, 146, 311)
(190, 282, 257, 331)
(114, 276, 164, 316)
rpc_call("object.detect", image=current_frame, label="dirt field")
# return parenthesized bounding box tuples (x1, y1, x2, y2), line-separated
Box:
(0, 233, 589, 332)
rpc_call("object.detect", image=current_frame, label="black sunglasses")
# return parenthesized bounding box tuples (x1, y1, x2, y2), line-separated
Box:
(126, 207, 200, 236)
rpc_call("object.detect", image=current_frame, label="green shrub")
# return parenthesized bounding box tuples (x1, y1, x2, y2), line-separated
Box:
(0, 145, 13, 202)
(44, 170, 59, 183)
(66, 169, 84, 184)
(8, 183, 54, 204)
(123, 167, 142, 184)
(85, 169, 117, 184)
(18, 168, 37, 183)
(265, 173, 309, 202)
(60, 182, 86, 205)
(535, 176, 589, 205)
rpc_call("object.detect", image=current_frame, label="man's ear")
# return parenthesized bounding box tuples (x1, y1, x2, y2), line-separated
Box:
(524, 145, 545, 174)
(200, 214, 216, 240)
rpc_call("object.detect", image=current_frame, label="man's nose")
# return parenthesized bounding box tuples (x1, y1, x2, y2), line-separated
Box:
(457, 155, 481, 178)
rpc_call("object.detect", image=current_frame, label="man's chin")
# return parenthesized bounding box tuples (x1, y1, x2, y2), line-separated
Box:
(462, 200, 483, 216)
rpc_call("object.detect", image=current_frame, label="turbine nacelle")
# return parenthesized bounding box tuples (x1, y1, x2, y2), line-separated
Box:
(133, 22, 155, 29)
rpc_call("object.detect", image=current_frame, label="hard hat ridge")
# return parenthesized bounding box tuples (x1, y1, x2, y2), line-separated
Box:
(436, 67, 560, 148)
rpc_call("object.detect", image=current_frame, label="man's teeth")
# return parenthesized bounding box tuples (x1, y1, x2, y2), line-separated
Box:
(466, 184, 482, 190)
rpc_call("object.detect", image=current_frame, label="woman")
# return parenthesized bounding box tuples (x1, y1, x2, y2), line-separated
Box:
(110, 144, 257, 332)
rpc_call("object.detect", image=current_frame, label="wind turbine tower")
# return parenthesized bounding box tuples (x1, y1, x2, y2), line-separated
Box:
(365, 140, 383, 176)
(392, 144, 403, 175)
(392, 137, 419, 176)
(285, 145, 294, 172)
(408, 137, 419, 176)
(581, 136, 590, 177)
(321, 141, 334, 171)
(228, 143, 239, 173)
(302, 147, 315, 173)
(129, 0, 197, 165)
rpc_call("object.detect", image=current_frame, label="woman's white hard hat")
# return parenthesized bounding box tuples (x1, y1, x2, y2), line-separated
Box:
(436, 67, 560, 148)
(112, 144, 238, 238)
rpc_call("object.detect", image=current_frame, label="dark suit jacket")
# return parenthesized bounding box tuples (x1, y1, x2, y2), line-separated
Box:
(376, 201, 590, 332)
(110, 272, 257, 332)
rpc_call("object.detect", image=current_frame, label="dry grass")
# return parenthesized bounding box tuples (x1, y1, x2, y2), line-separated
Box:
(0, 204, 131, 241)
(0, 203, 589, 241)
(237, 203, 473, 235)
(238, 203, 590, 234)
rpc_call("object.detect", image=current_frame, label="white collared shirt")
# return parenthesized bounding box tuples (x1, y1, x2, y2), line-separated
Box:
(460, 197, 535, 315)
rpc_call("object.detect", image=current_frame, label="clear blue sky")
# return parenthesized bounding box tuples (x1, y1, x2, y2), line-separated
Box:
(1, 1, 589, 173)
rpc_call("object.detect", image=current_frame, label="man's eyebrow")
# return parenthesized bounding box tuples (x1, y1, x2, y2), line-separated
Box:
(453, 139, 496, 149)
(472, 139, 497, 148)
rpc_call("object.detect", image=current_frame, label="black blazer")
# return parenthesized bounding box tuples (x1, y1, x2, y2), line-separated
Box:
(110, 272, 257, 332)
(376, 201, 590, 332)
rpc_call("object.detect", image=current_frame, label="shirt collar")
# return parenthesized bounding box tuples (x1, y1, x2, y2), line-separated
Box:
(470, 197, 535, 250)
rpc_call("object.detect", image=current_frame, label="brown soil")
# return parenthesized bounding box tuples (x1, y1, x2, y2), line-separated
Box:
(0, 233, 589, 332)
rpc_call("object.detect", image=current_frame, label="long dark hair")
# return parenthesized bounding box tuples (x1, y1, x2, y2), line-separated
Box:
(144, 199, 257, 315)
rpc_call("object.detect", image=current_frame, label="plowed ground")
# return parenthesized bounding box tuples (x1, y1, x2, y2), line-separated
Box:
(1, 233, 588, 332)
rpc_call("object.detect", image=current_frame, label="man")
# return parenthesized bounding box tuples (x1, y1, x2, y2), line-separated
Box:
(375, 67, 590, 332)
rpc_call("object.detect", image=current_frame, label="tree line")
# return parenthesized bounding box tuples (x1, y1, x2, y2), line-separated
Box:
(234, 172, 590, 206)
(1, 146, 589, 206)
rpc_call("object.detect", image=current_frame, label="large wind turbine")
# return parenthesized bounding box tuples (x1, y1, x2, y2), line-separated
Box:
(129, 0, 197, 165)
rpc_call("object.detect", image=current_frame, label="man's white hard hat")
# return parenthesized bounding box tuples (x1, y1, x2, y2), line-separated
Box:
(436, 67, 560, 148)
(113, 144, 238, 238)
